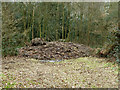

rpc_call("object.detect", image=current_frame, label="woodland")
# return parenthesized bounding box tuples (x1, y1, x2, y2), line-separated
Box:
(2, 2, 119, 59)
(1, 2, 120, 88)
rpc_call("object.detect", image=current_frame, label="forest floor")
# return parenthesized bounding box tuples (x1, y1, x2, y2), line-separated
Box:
(1, 56, 118, 88)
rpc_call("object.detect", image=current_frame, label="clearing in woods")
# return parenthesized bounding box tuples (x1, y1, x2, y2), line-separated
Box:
(2, 56, 118, 88)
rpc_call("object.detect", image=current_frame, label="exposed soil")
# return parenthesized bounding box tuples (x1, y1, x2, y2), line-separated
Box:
(1, 56, 118, 88)
(18, 38, 94, 60)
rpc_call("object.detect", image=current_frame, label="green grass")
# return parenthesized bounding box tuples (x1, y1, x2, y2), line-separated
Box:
(52, 57, 118, 74)
(2, 73, 16, 88)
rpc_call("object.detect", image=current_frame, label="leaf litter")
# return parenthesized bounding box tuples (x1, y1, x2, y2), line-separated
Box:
(2, 56, 118, 88)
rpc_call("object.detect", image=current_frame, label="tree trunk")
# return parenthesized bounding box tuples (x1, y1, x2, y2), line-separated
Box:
(32, 6, 34, 39)
(62, 4, 64, 39)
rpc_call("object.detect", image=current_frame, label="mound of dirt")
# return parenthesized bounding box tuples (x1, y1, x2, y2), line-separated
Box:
(18, 38, 94, 60)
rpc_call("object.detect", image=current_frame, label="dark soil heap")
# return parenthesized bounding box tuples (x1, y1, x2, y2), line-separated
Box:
(18, 38, 94, 60)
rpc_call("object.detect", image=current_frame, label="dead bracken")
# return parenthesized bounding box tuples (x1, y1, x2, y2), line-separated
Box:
(18, 38, 94, 60)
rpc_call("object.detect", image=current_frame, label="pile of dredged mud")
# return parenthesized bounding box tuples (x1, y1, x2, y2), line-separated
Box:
(18, 38, 94, 60)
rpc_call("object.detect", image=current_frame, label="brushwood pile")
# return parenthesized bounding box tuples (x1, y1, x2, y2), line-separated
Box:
(18, 38, 94, 60)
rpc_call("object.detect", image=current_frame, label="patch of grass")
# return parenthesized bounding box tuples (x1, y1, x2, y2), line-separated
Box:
(91, 85, 97, 88)
(51, 57, 118, 74)
(4, 82, 16, 88)
(0, 73, 6, 77)
(2, 73, 16, 88)
(53, 57, 101, 69)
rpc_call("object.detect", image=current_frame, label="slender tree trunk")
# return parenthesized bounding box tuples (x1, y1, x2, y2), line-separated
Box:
(79, 14, 83, 42)
(62, 4, 64, 39)
(43, 19, 45, 39)
(32, 6, 34, 39)
(43, 3, 47, 40)
(75, 17, 78, 42)
(24, 11, 26, 36)
(79, 4, 83, 42)
(56, 3, 59, 40)
(67, 3, 71, 42)
(65, 8, 68, 40)
(39, 23, 41, 38)
(87, 4, 91, 46)
(67, 22, 71, 41)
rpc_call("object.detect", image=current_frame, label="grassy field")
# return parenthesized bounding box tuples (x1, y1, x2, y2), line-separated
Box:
(1, 56, 118, 88)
